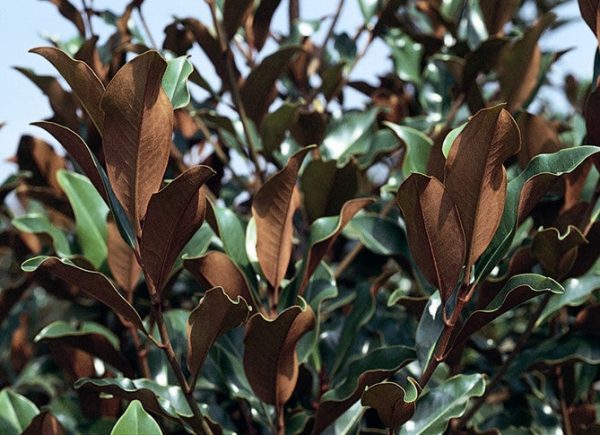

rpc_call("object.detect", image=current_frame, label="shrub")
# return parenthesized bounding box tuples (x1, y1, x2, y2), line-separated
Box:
(1, 0, 600, 434)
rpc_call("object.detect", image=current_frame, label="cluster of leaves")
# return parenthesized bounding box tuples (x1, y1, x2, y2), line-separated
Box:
(1, 0, 600, 433)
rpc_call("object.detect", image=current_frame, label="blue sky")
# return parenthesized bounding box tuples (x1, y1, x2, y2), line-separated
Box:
(0, 0, 596, 178)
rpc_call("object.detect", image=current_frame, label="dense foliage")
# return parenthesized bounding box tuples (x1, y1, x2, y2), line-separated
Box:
(1, 0, 600, 433)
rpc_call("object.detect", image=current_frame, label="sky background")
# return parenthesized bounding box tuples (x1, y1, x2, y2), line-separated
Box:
(0, 0, 596, 178)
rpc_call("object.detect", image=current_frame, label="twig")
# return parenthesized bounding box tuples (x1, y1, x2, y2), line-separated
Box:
(136, 3, 158, 50)
(81, 0, 94, 37)
(206, 0, 264, 184)
(454, 293, 553, 430)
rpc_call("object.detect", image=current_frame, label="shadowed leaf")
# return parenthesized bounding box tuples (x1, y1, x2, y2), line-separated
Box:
(479, 0, 521, 35)
(22, 411, 65, 435)
(452, 274, 563, 348)
(361, 379, 419, 433)
(21, 256, 146, 332)
(43, 0, 85, 35)
(15, 135, 65, 193)
(578, 0, 600, 44)
(252, 147, 311, 293)
(243, 301, 315, 407)
(312, 346, 415, 434)
(187, 287, 250, 387)
(102, 50, 174, 238)
(444, 104, 520, 269)
(516, 112, 562, 169)
(253, 0, 283, 50)
(223, 0, 253, 40)
(141, 166, 213, 294)
(398, 173, 466, 303)
(240, 46, 300, 125)
(12, 213, 71, 257)
(531, 226, 588, 279)
(30, 47, 105, 132)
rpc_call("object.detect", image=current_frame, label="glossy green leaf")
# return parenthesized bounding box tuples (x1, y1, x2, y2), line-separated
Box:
(386, 30, 424, 84)
(57, 170, 109, 268)
(400, 373, 485, 434)
(35, 320, 119, 348)
(12, 213, 71, 257)
(537, 271, 600, 325)
(415, 291, 443, 370)
(162, 56, 193, 109)
(260, 100, 300, 158)
(110, 400, 161, 435)
(475, 146, 600, 284)
(322, 108, 378, 165)
(385, 122, 433, 175)
(343, 213, 409, 256)
(358, 0, 381, 23)
(0, 389, 39, 435)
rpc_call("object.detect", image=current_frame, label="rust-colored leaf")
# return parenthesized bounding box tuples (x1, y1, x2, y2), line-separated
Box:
(252, 147, 311, 293)
(22, 411, 66, 435)
(102, 50, 174, 238)
(497, 14, 555, 111)
(479, 0, 521, 35)
(516, 112, 562, 169)
(397, 174, 465, 303)
(30, 47, 105, 132)
(22, 257, 146, 332)
(444, 105, 520, 269)
(187, 287, 250, 387)
(223, 0, 253, 40)
(31, 121, 108, 203)
(107, 219, 141, 295)
(44, 0, 85, 36)
(10, 313, 33, 373)
(252, 0, 283, 51)
(361, 380, 419, 433)
(16, 135, 65, 193)
(578, 0, 600, 45)
(240, 46, 300, 125)
(532, 226, 588, 279)
(244, 302, 315, 407)
(183, 251, 254, 306)
(585, 87, 600, 145)
(141, 166, 214, 294)
(299, 198, 374, 293)
(75, 36, 109, 83)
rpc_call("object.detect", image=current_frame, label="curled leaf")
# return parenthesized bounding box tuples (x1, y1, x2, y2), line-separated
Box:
(361, 379, 419, 433)
(243, 301, 315, 407)
(531, 225, 588, 279)
(187, 287, 250, 387)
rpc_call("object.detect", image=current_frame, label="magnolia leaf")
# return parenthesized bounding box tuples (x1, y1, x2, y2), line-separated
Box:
(102, 50, 174, 238)
(361, 379, 419, 433)
(516, 112, 562, 169)
(240, 46, 301, 125)
(416, 291, 444, 370)
(444, 104, 520, 269)
(301, 159, 361, 223)
(452, 274, 564, 348)
(29, 46, 105, 132)
(107, 219, 141, 294)
(252, 0, 283, 50)
(261, 101, 301, 159)
(183, 251, 254, 307)
(57, 170, 109, 268)
(15, 135, 65, 192)
(579, 0, 600, 43)
(312, 346, 415, 434)
(497, 14, 555, 111)
(34, 320, 133, 377)
(111, 400, 161, 435)
(538, 271, 600, 325)
(31, 122, 108, 202)
(243, 300, 315, 407)
(531, 225, 588, 279)
(397, 173, 466, 304)
(252, 147, 311, 292)
(21, 256, 146, 332)
(0, 389, 39, 435)
(322, 108, 378, 164)
(12, 213, 71, 257)
(475, 146, 600, 283)
(344, 214, 409, 256)
(22, 411, 65, 435)
(399, 374, 485, 434)
(299, 198, 374, 293)
(385, 122, 434, 175)
(187, 287, 250, 387)
(162, 56, 193, 109)
(44, 0, 85, 35)
(223, 0, 253, 40)
(479, 0, 521, 34)
(141, 166, 214, 294)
